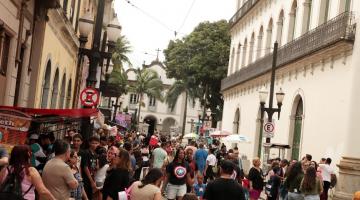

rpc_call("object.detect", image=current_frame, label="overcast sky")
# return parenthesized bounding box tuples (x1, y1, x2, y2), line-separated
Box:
(114, 0, 235, 69)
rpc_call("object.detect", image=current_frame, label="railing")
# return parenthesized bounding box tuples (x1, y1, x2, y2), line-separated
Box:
(229, 0, 259, 27)
(221, 12, 355, 91)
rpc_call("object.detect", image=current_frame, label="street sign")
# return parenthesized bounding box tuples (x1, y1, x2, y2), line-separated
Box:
(263, 121, 275, 138)
(80, 87, 100, 107)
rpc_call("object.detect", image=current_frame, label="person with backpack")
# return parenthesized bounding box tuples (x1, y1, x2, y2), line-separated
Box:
(0, 145, 55, 200)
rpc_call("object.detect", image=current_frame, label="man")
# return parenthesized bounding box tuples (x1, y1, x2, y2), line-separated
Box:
(279, 159, 289, 200)
(194, 143, 208, 174)
(203, 160, 245, 200)
(123, 142, 136, 171)
(107, 146, 120, 168)
(319, 158, 334, 200)
(151, 142, 168, 168)
(29, 134, 48, 172)
(42, 139, 78, 199)
(72, 133, 84, 170)
(81, 136, 100, 200)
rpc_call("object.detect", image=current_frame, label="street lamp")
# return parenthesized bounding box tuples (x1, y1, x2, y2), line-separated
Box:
(196, 108, 212, 135)
(259, 41, 285, 165)
(112, 96, 124, 121)
(77, 1, 121, 140)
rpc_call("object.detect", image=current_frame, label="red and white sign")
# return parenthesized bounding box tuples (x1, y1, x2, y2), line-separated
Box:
(80, 87, 100, 107)
(263, 121, 275, 138)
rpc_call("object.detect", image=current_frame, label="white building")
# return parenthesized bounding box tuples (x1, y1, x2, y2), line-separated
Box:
(222, 0, 359, 198)
(120, 60, 202, 136)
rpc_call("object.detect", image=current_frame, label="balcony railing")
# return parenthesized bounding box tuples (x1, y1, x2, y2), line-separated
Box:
(229, 0, 259, 27)
(221, 12, 356, 91)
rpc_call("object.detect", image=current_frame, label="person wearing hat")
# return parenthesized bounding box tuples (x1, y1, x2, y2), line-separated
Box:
(203, 160, 245, 200)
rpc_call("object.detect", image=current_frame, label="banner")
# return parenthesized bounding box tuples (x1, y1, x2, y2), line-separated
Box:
(115, 113, 132, 129)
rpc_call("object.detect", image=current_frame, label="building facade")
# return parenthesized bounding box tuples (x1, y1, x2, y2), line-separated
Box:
(119, 60, 202, 136)
(222, 0, 359, 198)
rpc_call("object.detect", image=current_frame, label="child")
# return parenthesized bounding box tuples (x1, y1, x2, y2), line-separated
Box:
(193, 174, 206, 200)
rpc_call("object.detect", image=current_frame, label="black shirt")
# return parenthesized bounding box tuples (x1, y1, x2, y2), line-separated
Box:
(166, 161, 191, 185)
(203, 178, 245, 200)
(102, 168, 130, 200)
(81, 149, 98, 185)
(248, 167, 264, 190)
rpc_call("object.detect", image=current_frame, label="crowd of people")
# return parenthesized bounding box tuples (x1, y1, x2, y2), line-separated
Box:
(0, 129, 358, 200)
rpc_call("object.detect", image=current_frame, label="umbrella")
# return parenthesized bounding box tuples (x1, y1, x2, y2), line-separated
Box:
(209, 130, 231, 138)
(222, 134, 250, 143)
(183, 133, 199, 139)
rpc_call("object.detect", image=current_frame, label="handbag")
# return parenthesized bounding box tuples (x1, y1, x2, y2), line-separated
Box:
(118, 182, 135, 200)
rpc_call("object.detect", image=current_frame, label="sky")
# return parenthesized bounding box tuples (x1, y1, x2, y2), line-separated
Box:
(114, 0, 235, 69)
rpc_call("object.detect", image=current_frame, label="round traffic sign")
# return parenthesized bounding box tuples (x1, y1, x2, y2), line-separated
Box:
(80, 87, 100, 107)
(263, 122, 275, 133)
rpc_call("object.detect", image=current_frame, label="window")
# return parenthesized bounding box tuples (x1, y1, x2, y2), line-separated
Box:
(0, 32, 10, 76)
(149, 96, 156, 107)
(130, 94, 138, 104)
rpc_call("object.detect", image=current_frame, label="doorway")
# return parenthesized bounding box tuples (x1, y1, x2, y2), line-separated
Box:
(144, 115, 157, 136)
(291, 97, 303, 160)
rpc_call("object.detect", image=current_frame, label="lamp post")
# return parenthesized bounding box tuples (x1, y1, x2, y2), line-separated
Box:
(196, 108, 212, 135)
(77, 2, 121, 140)
(258, 41, 285, 165)
(112, 96, 123, 121)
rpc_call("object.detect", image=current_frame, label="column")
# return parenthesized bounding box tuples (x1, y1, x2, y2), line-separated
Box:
(333, 16, 360, 200)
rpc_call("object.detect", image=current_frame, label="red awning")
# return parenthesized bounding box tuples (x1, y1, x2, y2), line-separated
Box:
(0, 106, 98, 118)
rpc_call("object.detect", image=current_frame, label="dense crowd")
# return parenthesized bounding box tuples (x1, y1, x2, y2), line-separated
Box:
(0, 129, 358, 200)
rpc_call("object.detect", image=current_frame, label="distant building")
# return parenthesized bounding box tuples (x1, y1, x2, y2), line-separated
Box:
(113, 60, 202, 136)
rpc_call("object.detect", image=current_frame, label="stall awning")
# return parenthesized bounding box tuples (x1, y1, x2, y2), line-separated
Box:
(0, 106, 99, 118)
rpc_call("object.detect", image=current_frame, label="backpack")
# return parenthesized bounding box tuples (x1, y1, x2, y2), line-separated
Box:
(0, 167, 33, 200)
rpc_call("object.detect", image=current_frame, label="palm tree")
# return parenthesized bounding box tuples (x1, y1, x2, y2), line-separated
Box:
(166, 77, 200, 138)
(130, 68, 163, 128)
(112, 35, 132, 68)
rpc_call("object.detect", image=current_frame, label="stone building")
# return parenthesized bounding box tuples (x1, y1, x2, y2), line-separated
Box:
(222, 0, 359, 198)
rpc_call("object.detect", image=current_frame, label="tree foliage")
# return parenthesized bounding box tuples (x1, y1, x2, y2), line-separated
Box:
(164, 20, 230, 122)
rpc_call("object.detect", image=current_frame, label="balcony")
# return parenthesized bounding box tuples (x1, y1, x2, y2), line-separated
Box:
(221, 12, 356, 91)
(229, 0, 259, 28)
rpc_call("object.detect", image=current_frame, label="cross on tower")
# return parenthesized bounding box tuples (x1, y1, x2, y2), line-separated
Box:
(155, 48, 161, 61)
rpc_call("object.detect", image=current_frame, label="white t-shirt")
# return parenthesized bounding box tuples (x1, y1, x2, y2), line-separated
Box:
(95, 164, 109, 186)
(206, 154, 217, 166)
(319, 164, 334, 182)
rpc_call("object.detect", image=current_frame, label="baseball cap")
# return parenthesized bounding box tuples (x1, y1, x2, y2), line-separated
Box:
(29, 134, 39, 140)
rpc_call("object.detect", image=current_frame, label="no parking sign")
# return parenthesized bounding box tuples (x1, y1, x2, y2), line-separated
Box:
(80, 87, 100, 107)
(263, 121, 275, 138)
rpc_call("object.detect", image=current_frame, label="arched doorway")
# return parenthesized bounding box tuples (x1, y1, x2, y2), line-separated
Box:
(290, 97, 304, 160)
(50, 68, 59, 108)
(233, 108, 240, 134)
(162, 117, 177, 135)
(144, 115, 157, 136)
(41, 61, 52, 108)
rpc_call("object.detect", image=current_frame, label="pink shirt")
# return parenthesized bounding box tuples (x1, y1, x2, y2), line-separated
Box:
(3, 167, 35, 200)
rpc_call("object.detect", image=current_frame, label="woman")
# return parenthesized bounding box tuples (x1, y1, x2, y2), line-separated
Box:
(204, 148, 217, 183)
(68, 150, 88, 200)
(129, 168, 163, 200)
(248, 157, 264, 200)
(310, 161, 323, 182)
(284, 162, 304, 200)
(162, 147, 193, 200)
(300, 167, 323, 200)
(0, 145, 55, 200)
(102, 149, 131, 200)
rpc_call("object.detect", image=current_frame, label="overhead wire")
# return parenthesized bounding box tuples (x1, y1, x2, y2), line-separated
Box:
(176, 0, 197, 37)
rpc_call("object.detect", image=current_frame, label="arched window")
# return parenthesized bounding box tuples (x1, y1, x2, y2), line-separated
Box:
(41, 61, 52, 108)
(301, 0, 312, 34)
(233, 108, 240, 134)
(241, 38, 248, 67)
(59, 73, 66, 109)
(256, 26, 264, 59)
(248, 33, 255, 64)
(290, 96, 304, 160)
(235, 43, 242, 71)
(66, 79, 72, 108)
(319, 0, 330, 25)
(288, 0, 297, 41)
(276, 10, 284, 46)
(50, 68, 59, 108)
(265, 19, 273, 55)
